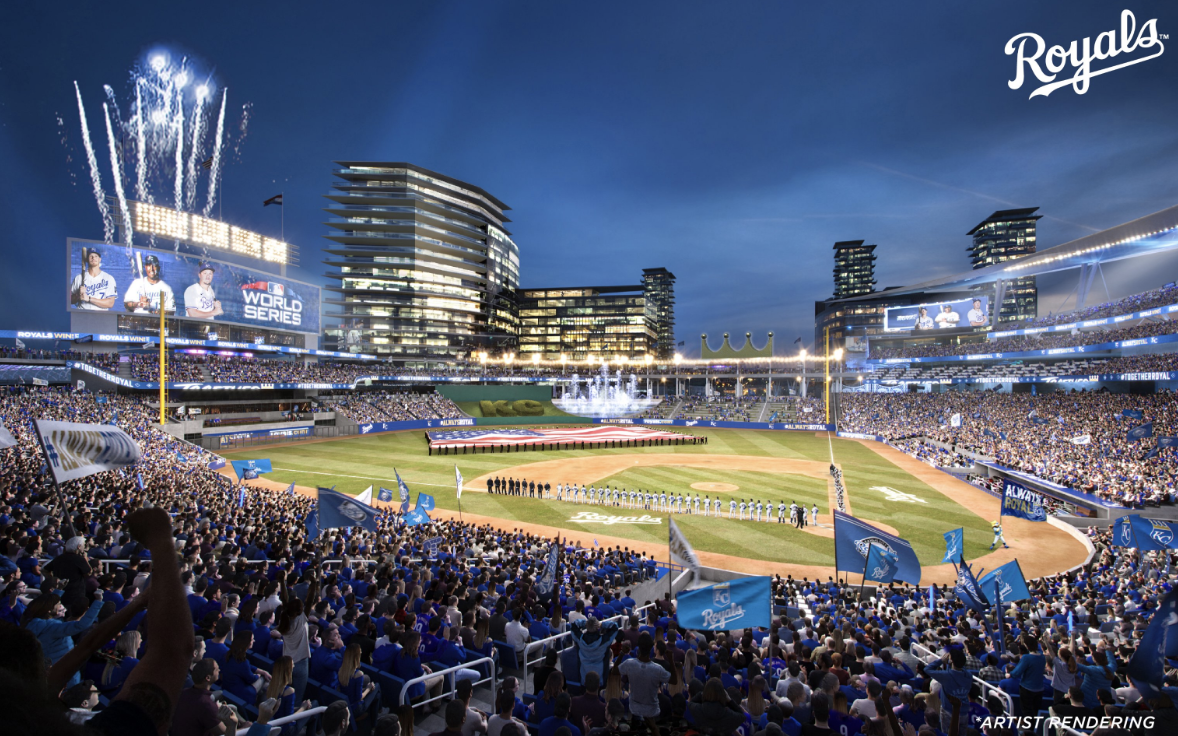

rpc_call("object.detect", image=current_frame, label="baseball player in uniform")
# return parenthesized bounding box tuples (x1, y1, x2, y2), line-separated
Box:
(729, 499, 737, 519)
(184, 262, 223, 319)
(811, 504, 819, 527)
(778, 501, 787, 523)
(990, 520, 1009, 550)
(124, 254, 175, 314)
(714, 498, 721, 516)
(70, 248, 117, 310)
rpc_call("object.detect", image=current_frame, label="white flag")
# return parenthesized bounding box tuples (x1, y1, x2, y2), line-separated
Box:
(355, 486, 373, 504)
(0, 425, 16, 449)
(455, 466, 463, 499)
(668, 518, 701, 584)
(34, 419, 141, 485)
(950, 413, 962, 427)
(32, 377, 48, 386)
(76, 380, 86, 392)
(15, 338, 25, 349)
(1071, 434, 1092, 445)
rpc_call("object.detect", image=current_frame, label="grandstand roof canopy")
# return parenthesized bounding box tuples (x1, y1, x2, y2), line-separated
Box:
(834, 202, 1178, 302)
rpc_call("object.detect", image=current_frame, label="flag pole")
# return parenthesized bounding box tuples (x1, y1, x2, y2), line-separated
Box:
(858, 547, 870, 602)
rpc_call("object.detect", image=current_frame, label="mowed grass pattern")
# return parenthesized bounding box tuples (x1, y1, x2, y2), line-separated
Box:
(223, 429, 990, 566)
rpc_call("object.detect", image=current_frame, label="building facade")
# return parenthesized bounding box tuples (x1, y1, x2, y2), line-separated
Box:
(967, 208, 1040, 323)
(832, 240, 877, 299)
(322, 163, 520, 363)
(641, 267, 676, 358)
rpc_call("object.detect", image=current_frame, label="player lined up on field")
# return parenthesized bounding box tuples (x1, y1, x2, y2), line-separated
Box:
(486, 476, 821, 526)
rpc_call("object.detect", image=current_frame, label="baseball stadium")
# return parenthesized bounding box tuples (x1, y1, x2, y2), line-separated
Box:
(6, 21, 1178, 736)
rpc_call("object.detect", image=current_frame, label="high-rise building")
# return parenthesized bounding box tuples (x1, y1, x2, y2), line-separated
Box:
(832, 241, 877, 299)
(641, 267, 676, 358)
(968, 208, 1040, 323)
(322, 163, 520, 363)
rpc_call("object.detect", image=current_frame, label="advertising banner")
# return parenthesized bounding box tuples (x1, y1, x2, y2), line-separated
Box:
(884, 296, 990, 332)
(67, 241, 320, 334)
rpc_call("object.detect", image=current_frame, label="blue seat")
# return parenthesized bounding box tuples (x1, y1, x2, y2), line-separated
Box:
(560, 646, 581, 689)
(247, 652, 274, 673)
(494, 640, 519, 670)
(361, 664, 406, 707)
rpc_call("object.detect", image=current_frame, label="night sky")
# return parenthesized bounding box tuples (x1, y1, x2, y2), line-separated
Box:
(3, 1, 1178, 353)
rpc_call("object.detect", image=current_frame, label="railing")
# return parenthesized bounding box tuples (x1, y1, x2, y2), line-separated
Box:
(235, 705, 327, 736)
(911, 640, 1013, 716)
(519, 603, 656, 686)
(398, 656, 496, 708)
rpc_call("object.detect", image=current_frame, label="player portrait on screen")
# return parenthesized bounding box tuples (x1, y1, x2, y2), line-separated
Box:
(935, 303, 960, 329)
(968, 298, 987, 327)
(123, 254, 176, 315)
(914, 306, 934, 330)
(70, 248, 117, 311)
(184, 262, 223, 319)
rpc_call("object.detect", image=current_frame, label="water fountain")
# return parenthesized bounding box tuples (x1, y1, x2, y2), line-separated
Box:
(553, 362, 660, 417)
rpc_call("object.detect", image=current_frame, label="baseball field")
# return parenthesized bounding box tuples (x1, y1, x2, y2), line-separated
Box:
(222, 427, 1088, 583)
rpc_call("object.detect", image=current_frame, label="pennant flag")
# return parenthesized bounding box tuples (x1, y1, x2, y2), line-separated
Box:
(864, 544, 899, 584)
(263, 193, 283, 207)
(415, 492, 436, 511)
(355, 486, 373, 504)
(378, 487, 394, 503)
(317, 487, 380, 533)
(669, 519, 701, 584)
(0, 425, 16, 449)
(950, 413, 961, 428)
(677, 577, 772, 631)
(536, 543, 560, 597)
(231, 459, 272, 480)
(978, 559, 1031, 603)
(454, 466, 463, 499)
(942, 528, 964, 564)
(1128, 422, 1154, 441)
(402, 506, 431, 527)
(207, 457, 226, 471)
(422, 536, 443, 558)
(1070, 434, 1091, 445)
(286, 482, 295, 497)
(954, 562, 989, 613)
(1126, 588, 1178, 700)
(33, 420, 141, 485)
(306, 510, 319, 540)
(833, 511, 921, 584)
(1000, 479, 1048, 522)
(395, 469, 411, 512)
(1124, 409, 1145, 420)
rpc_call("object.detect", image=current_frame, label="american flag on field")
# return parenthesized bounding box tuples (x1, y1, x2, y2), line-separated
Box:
(426, 425, 695, 449)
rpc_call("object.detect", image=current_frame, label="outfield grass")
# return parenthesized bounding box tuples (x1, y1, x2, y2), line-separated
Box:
(222, 428, 991, 566)
(454, 400, 574, 417)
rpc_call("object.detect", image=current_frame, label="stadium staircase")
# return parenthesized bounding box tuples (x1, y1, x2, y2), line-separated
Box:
(117, 359, 133, 381)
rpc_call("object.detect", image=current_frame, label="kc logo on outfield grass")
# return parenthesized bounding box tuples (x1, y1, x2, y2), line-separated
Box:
(870, 486, 927, 504)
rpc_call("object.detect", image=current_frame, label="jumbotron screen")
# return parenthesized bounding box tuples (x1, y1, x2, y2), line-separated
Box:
(884, 296, 989, 332)
(66, 241, 320, 334)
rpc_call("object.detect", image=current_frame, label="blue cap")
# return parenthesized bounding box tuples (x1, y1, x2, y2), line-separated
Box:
(199, 262, 216, 273)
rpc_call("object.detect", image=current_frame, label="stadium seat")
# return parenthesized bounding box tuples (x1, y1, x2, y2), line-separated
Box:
(494, 640, 520, 670)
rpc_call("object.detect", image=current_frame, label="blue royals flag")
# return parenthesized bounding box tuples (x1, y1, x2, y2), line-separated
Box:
(943, 528, 964, 564)
(207, 457, 226, 471)
(422, 536, 443, 558)
(306, 510, 319, 540)
(1159, 437, 1178, 450)
(833, 511, 922, 584)
(317, 487, 380, 533)
(1000, 479, 1048, 522)
(231, 459, 272, 480)
(676, 576, 772, 631)
(378, 487, 394, 503)
(395, 469, 411, 512)
(1127, 587, 1178, 699)
(1124, 409, 1145, 420)
(954, 562, 989, 612)
(285, 482, 295, 497)
(416, 492, 436, 511)
(536, 543, 560, 597)
(1114, 515, 1178, 551)
(978, 559, 1031, 603)
(864, 544, 899, 584)
(1128, 422, 1154, 441)
(402, 506, 431, 527)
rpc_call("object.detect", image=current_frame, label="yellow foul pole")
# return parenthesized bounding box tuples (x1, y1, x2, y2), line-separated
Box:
(159, 306, 167, 424)
(824, 326, 830, 424)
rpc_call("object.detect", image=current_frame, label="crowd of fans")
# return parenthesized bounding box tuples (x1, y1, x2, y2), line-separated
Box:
(129, 354, 206, 382)
(319, 391, 465, 424)
(842, 390, 1178, 508)
(994, 284, 1178, 331)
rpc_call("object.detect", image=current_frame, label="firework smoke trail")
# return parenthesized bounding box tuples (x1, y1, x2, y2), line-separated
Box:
(184, 92, 206, 213)
(74, 82, 114, 243)
(103, 103, 134, 251)
(102, 85, 124, 135)
(134, 81, 149, 204)
(203, 88, 228, 219)
(173, 85, 184, 213)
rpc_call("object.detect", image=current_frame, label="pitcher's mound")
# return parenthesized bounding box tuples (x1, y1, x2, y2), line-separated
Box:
(691, 482, 739, 493)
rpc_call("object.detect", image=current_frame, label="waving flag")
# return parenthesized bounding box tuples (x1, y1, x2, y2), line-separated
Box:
(942, 528, 964, 564)
(669, 519, 701, 584)
(1070, 434, 1091, 445)
(422, 536, 443, 558)
(230, 459, 272, 481)
(208, 457, 226, 471)
(864, 544, 899, 584)
(536, 543, 560, 597)
(33, 419, 141, 484)
(1124, 409, 1145, 420)
(286, 482, 295, 497)
(402, 507, 431, 527)
(833, 511, 921, 584)
(1127, 588, 1178, 700)
(416, 492, 436, 511)
(1112, 515, 1137, 548)
(378, 487, 394, 503)
(954, 562, 989, 612)
(306, 510, 319, 540)
(1159, 437, 1178, 449)
(1128, 515, 1178, 551)
(455, 466, 463, 499)
(1000, 479, 1047, 522)
(978, 559, 1030, 603)
(677, 577, 772, 631)
(356, 486, 373, 504)
(950, 413, 961, 428)
(0, 425, 15, 449)
(317, 487, 379, 533)
(1128, 422, 1154, 441)
(395, 469, 411, 512)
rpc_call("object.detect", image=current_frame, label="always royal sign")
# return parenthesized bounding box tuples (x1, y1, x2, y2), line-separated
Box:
(567, 511, 662, 525)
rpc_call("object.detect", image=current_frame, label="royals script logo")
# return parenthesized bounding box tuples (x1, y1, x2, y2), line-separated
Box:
(1006, 10, 1164, 98)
